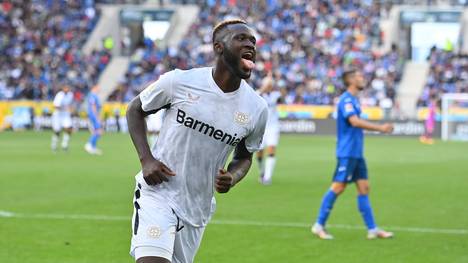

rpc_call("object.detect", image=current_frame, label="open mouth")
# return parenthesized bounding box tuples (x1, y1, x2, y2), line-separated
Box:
(241, 51, 255, 70)
(241, 51, 255, 61)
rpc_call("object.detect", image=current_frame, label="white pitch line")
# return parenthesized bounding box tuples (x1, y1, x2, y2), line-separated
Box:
(209, 220, 468, 235)
(1, 210, 467, 235)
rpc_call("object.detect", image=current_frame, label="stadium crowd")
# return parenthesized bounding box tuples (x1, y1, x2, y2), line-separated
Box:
(417, 47, 468, 107)
(109, 0, 403, 107)
(0, 0, 110, 101)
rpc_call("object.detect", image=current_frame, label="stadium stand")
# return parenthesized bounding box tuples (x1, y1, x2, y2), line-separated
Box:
(108, 0, 404, 108)
(0, 0, 110, 101)
(417, 47, 468, 107)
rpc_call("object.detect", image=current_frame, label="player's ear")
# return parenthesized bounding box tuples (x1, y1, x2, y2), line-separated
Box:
(213, 41, 223, 56)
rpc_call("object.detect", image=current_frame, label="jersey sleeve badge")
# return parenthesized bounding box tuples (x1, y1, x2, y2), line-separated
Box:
(345, 103, 354, 113)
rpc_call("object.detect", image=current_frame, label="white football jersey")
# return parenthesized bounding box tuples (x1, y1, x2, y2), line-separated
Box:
(53, 91, 74, 113)
(261, 90, 281, 127)
(138, 67, 268, 227)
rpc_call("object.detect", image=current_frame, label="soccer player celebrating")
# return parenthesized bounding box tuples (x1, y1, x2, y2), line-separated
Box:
(256, 72, 283, 185)
(85, 85, 103, 155)
(126, 19, 267, 263)
(51, 84, 74, 152)
(311, 69, 394, 240)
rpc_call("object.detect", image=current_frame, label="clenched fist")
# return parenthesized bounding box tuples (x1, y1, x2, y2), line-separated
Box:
(215, 169, 234, 193)
(380, 123, 394, 134)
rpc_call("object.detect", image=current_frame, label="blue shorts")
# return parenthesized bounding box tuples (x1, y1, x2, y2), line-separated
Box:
(333, 158, 368, 183)
(89, 115, 101, 131)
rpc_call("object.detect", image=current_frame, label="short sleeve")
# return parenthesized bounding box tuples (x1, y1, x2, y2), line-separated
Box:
(245, 105, 268, 153)
(139, 71, 175, 112)
(340, 98, 357, 119)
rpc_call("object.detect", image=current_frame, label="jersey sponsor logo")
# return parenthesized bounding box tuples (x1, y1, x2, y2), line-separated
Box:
(176, 109, 242, 146)
(234, 111, 250, 125)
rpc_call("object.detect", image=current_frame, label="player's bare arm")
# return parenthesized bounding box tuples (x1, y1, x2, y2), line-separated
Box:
(126, 95, 175, 185)
(215, 139, 252, 193)
(348, 115, 393, 133)
(257, 72, 273, 95)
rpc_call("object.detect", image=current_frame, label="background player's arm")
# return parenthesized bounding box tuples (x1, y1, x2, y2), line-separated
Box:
(215, 139, 252, 193)
(257, 72, 273, 95)
(348, 115, 393, 133)
(126, 96, 175, 185)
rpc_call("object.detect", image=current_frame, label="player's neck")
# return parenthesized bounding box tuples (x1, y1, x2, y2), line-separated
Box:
(347, 86, 359, 97)
(212, 65, 241, 93)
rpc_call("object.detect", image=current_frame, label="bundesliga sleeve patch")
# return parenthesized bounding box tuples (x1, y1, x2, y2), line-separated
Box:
(345, 103, 354, 113)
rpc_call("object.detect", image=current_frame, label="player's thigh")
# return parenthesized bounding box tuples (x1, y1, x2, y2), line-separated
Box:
(52, 112, 61, 132)
(61, 113, 72, 129)
(355, 159, 369, 194)
(172, 224, 206, 263)
(333, 158, 358, 184)
(89, 116, 102, 133)
(262, 125, 280, 149)
(354, 158, 368, 181)
(130, 183, 178, 262)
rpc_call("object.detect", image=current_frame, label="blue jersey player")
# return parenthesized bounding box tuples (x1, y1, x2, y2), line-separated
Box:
(85, 85, 103, 155)
(312, 69, 394, 240)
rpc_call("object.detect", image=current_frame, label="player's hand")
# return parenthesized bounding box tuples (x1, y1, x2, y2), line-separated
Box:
(141, 158, 175, 185)
(380, 123, 394, 134)
(215, 169, 234, 193)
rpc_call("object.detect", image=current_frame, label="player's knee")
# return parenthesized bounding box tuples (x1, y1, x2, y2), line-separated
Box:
(356, 180, 370, 195)
(136, 256, 171, 263)
(267, 146, 276, 156)
(256, 150, 263, 158)
(358, 186, 370, 195)
(331, 183, 346, 195)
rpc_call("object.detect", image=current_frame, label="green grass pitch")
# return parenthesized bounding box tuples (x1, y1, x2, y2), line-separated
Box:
(1, 131, 467, 263)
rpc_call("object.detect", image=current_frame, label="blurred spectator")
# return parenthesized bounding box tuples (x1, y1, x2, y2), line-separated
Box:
(417, 47, 468, 107)
(96, 0, 146, 3)
(112, 0, 403, 110)
(0, 0, 110, 101)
